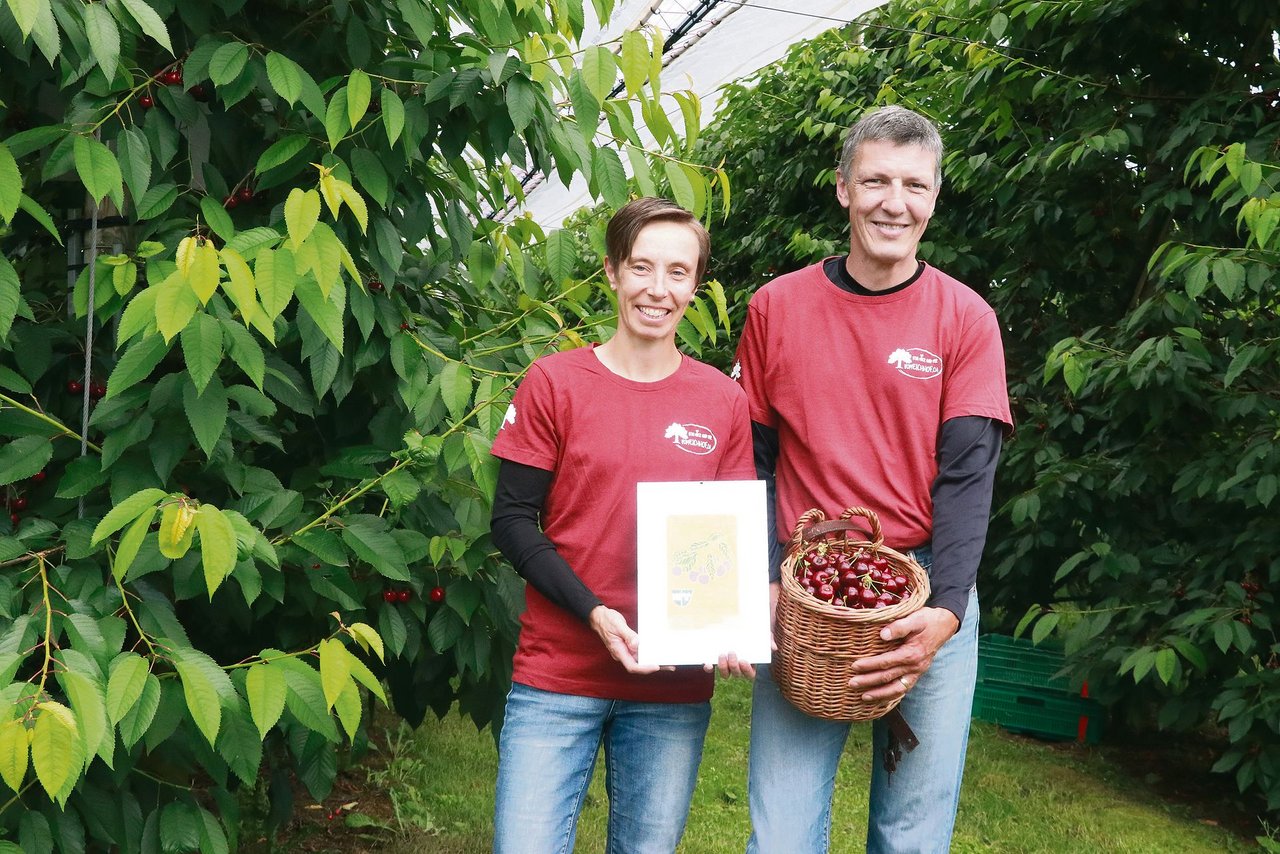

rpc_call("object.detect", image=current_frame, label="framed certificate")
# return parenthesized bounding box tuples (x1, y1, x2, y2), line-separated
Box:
(635, 480, 772, 666)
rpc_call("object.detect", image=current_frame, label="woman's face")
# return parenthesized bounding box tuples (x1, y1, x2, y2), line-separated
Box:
(605, 220, 701, 347)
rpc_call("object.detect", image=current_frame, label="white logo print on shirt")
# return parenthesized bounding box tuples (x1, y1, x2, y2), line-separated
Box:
(887, 348, 943, 380)
(730, 360, 742, 382)
(664, 422, 718, 455)
(502, 403, 517, 427)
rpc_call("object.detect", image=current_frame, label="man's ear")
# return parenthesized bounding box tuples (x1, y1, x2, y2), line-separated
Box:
(835, 171, 851, 209)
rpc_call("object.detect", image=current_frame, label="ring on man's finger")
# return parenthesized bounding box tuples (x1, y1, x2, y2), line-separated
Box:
(899, 676, 910, 690)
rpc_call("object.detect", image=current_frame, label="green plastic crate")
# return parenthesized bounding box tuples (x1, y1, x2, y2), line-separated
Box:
(977, 634, 1075, 696)
(972, 681, 1104, 744)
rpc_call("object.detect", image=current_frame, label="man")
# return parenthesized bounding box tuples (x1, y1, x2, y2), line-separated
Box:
(734, 106, 1013, 853)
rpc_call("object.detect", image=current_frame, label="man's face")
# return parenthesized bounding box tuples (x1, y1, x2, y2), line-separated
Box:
(835, 139, 939, 288)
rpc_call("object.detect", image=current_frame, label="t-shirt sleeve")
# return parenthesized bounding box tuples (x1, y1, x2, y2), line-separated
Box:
(942, 309, 1014, 433)
(716, 388, 757, 481)
(490, 362, 560, 470)
(733, 300, 777, 429)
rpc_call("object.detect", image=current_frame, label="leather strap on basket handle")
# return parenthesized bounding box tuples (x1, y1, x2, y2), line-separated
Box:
(881, 708, 919, 779)
(799, 519, 874, 544)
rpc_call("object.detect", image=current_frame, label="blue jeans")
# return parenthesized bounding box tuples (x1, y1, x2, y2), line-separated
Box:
(493, 682, 711, 854)
(747, 548, 980, 854)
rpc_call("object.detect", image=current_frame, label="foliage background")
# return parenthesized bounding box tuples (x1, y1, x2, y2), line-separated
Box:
(693, 0, 1280, 818)
(0, 0, 726, 849)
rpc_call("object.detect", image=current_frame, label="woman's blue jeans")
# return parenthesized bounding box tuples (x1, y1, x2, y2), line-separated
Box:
(746, 547, 980, 854)
(493, 682, 711, 854)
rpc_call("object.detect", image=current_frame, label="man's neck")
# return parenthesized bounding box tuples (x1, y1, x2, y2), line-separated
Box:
(844, 255, 920, 292)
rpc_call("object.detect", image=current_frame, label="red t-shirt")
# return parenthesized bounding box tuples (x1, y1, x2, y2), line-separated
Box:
(491, 345, 755, 703)
(733, 261, 1012, 550)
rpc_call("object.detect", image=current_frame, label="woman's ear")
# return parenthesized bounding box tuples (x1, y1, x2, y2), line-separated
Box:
(604, 257, 618, 290)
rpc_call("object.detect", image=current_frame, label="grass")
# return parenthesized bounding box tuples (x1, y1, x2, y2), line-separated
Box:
(316, 678, 1259, 853)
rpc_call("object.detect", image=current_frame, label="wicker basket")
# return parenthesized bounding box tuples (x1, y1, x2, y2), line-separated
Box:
(773, 506, 930, 721)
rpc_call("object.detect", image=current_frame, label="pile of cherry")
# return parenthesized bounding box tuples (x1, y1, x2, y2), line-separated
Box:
(792, 548, 913, 609)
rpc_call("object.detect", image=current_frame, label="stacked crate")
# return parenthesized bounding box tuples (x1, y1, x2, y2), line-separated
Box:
(972, 634, 1105, 744)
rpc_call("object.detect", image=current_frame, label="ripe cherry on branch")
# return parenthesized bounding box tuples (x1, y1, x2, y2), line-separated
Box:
(429, 586, 445, 603)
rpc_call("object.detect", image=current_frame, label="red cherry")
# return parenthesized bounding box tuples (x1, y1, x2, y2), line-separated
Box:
(397, 589, 411, 603)
(311, 563, 321, 569)
(382, 589, 397, 603)
(11, 497, 28, 512)
(429, 586, 445, 603)
(161, 70, 180, 86)
(31, 471, 46, 483)
(400, 322, 410, 331)
(237, 186, 254, 203)
(190, 83, 210, 101)
(66, 380, 83, 395)
(90, 383, 106, 400)
(815, 583, 836, 602)
(139, 95, 155, 109)
(368, 279, 384, 292)
(223, 194, 238, 209)
(8, 514, 17, 526)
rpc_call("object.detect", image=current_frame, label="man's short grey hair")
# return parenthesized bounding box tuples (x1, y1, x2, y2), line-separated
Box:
(838, 105, 944, 189)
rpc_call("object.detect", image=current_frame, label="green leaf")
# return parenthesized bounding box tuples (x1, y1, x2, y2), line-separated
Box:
(0, 256, 17, 341)
(92, 488, 165, 546)
(105, 653, 149, 725)
(324, 88, 350, 150)
(0, 435, 51, 487)
(620, 30, 649, 97)
(83, 2, 121, 83)
(0, 717, 27, 792)
(184, 374, 228, 457)
(222, 318, 265, 389)
(119, 0, 173, 54)
(159, 802, 200, 853)
(200, 194, 236, 242)
(171, 647, 233, 748)
(341, 519, 408, 580)
(592, 146, 627, 208)
(381, 88, 404, 147)
(30, 702, 80, 804)
(0, 143, 20, 224)
(506, 75, 537, 133)
(155, 270, 199, 341)
(73, 135, 123, 207)
(317, 639, 351, 711)
(665, 158, 696, 214)
(347, 69, 371, 128)
(179, 235, 222, 304)
(208, 42, 249, 86)
(180, 312, 223, 394)
(440, 361, 472, 420)
(17, 193, 61, 243)
(1031, 610, 1059, 645)
(295, 275, 344, 353)
(255, 134, 309, 176)
(106, 332, 170, 398)
(544, 229, 575, 285)
(347, 622, 384, 663)
(285, 188, 320, 249)
(5, 0, 41, 37)
(135, 182, 180, 219)
(117, 673, 160, 749)
(113, 505, 157, 582)
(265, 51, 303, 105)
(246, 662, 286, 739)
(256, 246, 297, 320)
(195, 504, 237, 598)
(1154, 647, 1177, 685)
(219, 247, 257, 325)
(581, 45, 617, 103)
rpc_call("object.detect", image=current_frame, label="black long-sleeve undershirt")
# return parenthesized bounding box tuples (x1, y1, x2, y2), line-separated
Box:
(490, 459, 603, 623)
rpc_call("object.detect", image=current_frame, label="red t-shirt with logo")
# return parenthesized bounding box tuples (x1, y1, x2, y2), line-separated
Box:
(733, 261, 1012, 550)
(491, 345, 755, 703)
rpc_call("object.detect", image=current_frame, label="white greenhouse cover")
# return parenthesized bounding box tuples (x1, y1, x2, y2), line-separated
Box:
(510, 1, 889, 226)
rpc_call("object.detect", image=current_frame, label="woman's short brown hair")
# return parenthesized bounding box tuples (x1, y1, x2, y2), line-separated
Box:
(605, 197, 711, 282)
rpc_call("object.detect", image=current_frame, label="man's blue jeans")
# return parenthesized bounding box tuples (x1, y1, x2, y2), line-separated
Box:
(746, 550, 980, 854)
(493, 681, 711, 854)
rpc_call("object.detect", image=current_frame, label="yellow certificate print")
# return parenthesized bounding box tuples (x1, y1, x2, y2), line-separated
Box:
(667, 515, 738, 630)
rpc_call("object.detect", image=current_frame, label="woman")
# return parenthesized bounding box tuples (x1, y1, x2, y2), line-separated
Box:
(489, 197, 756, 853)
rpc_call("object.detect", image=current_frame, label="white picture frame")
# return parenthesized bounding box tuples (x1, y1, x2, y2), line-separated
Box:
(635, 480, 772, 666)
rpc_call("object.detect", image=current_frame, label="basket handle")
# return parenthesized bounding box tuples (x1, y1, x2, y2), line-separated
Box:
(787, 506, 884, 553)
